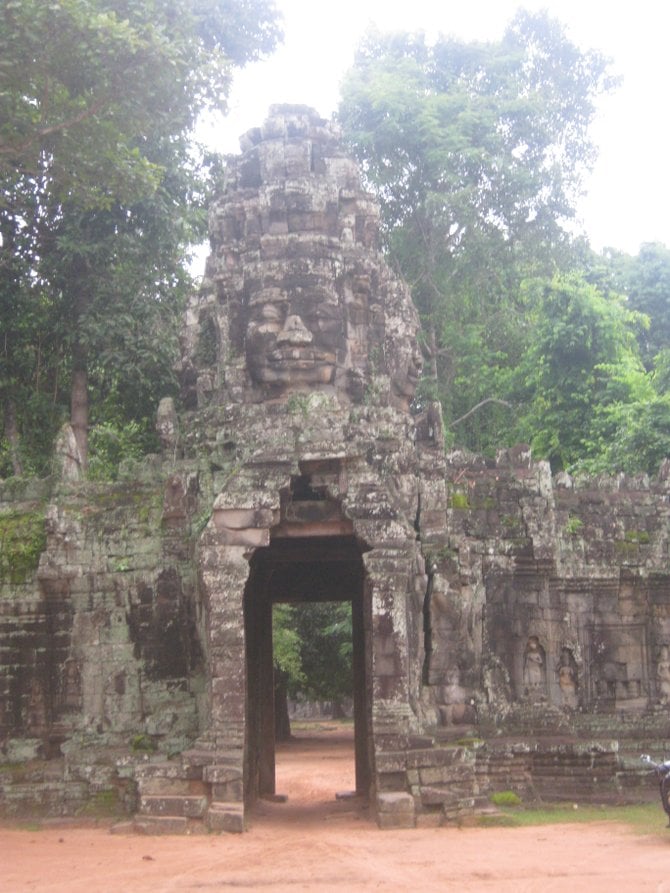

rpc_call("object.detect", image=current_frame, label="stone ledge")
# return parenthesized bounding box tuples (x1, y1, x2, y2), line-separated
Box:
(130, 816, 190, 835)
(203, 765, 243, 783)
(139, 794, 208, 818)
(135, 761, 201, 781)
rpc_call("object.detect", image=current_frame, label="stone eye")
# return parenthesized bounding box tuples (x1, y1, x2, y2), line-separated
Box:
(253, 304, 284, 323)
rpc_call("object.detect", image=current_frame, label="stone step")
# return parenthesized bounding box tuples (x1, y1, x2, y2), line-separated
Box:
(138, 776, 207, 797)
(408, 735, 436, 749)
(139, 794, 208, 819)
(376, 746, 469, 773)
(419, 783, 475, 806)
(134, 760, 201, 781)
(180, 748, 220, 775)
(202, 764, 243, 783)
(129, 816, 209, 835)
(207, 801, 245, 834)
(376, 792, 415, 830)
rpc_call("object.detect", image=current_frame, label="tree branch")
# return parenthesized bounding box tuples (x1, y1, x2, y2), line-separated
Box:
(450, 398, 513, 427)
(0, 96, 110, 160)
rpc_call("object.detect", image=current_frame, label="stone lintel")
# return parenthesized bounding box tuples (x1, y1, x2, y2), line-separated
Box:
(271, 519, 353, 538)
(209, 520, 269, 547)
(210, 506, 278, 529)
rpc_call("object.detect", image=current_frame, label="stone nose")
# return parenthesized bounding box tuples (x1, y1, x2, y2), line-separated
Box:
(276, 314, 313, 345)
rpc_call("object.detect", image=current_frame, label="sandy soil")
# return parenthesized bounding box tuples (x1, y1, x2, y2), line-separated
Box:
(2, 724, 670, 893)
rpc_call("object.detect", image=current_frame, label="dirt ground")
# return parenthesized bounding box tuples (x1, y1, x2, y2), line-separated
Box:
(2, 724, 670, 892)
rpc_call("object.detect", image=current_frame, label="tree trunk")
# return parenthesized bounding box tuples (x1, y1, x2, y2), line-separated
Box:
(69, 261, 90, 474)
(70, 361, 88, 473)
(331, 700, 346, 720)
(274, 668, 292, 741)
(3, 398, 23, 476)
(428, 324, 439, 385)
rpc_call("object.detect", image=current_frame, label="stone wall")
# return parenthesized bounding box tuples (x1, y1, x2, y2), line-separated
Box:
(428, 447, 670, 735)
(5, 446, 669, 822)
(0, 465, 207, 816)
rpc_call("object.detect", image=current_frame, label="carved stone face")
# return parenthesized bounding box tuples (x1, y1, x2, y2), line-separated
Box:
(390, 338, 422, 410)
(385, 280, 422, 411)
(245, 286, 346, 390)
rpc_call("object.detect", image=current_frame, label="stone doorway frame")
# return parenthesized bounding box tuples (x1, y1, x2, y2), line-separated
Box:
(196, 455, 420, 828)
(243, 535, 372, 807)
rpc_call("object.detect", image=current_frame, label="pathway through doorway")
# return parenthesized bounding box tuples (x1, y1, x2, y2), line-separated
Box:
(251, 721, 369, 827)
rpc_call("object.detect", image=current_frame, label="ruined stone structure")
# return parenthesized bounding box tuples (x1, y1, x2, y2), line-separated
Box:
(3, 106, 670, 830)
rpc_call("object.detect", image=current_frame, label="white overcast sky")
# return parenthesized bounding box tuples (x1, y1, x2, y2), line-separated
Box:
(204, 0, 670, 257)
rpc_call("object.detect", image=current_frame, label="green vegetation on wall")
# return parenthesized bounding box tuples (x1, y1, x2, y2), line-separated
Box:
(0, 510, 46, 584)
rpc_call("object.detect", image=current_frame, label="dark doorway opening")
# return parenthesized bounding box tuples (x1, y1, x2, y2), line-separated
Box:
(244, 535, 371, 810)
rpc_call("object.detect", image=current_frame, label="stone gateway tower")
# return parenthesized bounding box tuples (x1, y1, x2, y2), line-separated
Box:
(175, 104, 442, 830)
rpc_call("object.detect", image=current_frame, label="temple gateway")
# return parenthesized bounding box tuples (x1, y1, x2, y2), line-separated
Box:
(3, 106, 670, 831)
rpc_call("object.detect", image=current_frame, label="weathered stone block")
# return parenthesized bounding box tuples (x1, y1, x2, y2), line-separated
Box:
(376, 792, 415, 829)
(210, 506, 276, 529)
(211, 781, 243, 801)
(376, 791, 414, 813)
(135, 761, 203, 782)
(133, 816, 190, 835)
(415, 811, 443, 829)
(210, 522, 269, 548)
(139, 794, 208, 818)
(207, 802, 245, 833)
(203, 765, 243, 783)
(374, 752, 407, 773)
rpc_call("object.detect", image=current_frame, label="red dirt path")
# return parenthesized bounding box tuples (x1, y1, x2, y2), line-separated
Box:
(2, 724, 670, 892)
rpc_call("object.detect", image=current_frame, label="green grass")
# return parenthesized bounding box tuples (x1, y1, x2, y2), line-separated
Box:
(490, 790, 522, 807)
(480, 802, 668, 835)
(290, 718, 354, 733)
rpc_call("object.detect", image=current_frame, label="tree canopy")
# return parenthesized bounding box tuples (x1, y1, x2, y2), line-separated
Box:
(3, 6, 670, 481)
(338, 11, 619, 460)
(0, 0, 281, 476)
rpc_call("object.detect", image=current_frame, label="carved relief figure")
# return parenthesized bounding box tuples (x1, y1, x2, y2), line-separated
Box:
(59, 658, 83, 711)
(523, 636, 546, 699)
(556, 647, 578, 709)
(657, 645, 670, 705)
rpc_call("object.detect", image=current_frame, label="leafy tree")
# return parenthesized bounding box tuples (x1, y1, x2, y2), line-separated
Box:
(272, 604, 306, 691)
(511, 273, 649, 471)
(598, 394, 670, 476)
(0, 0, 280, 475)
(576, 242, 670, 474)
(273, 601, 353, 735)
(338, 11, 615, 454)
(293, 602, 352, 710)
(614, 243, 670, 367)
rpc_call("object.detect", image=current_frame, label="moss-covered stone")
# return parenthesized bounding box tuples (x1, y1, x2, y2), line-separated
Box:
(0, 509, 46, 584)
